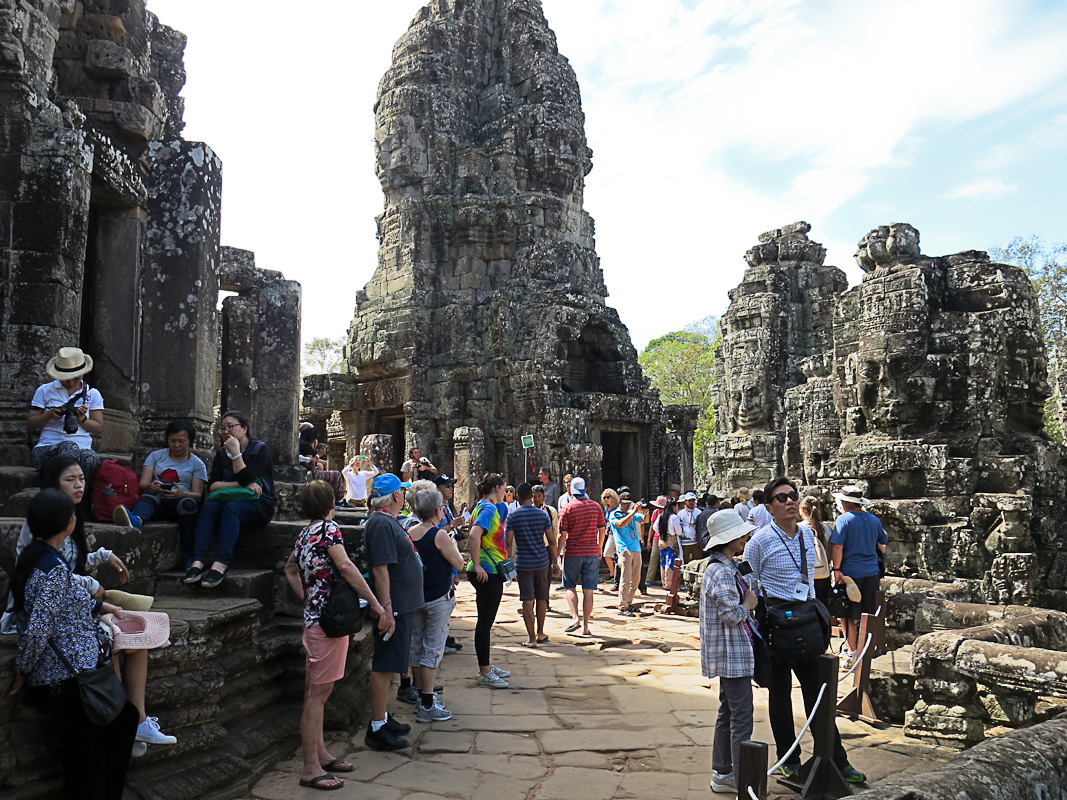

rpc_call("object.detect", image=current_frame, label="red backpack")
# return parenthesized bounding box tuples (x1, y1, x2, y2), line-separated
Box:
(93, 459, 141, 523)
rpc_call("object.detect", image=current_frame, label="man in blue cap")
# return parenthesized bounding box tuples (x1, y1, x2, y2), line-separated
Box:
(363, 472, 422, 751)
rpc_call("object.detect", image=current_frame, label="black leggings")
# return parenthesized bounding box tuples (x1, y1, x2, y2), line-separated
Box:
(467, 571, 504, 667)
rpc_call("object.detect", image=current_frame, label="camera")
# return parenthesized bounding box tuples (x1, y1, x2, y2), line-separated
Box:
(54, 395, 81, 435)
(640, 499, 651, 508)
(737, 560, 754, 576)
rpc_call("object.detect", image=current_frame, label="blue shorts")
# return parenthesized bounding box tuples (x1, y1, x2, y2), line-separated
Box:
(659, 546, 677, 571)
(562, 556, 600, 591)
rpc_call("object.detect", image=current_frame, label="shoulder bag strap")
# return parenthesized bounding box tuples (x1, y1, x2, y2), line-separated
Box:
(798, 526, 810, 584)
(48, 639, 78, 677)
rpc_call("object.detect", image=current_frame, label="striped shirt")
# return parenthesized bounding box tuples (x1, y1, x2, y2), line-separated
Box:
(743, 522, 816, 601)
(559, 498, 605, 557)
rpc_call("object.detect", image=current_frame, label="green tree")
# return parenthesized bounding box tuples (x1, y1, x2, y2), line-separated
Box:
(639, 320, 722, 476)
(990, 236, 1067, 442)
(303, 336, 346, 375)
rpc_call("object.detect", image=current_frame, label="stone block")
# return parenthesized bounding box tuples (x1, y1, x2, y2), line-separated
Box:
(84, 38, 133, 77)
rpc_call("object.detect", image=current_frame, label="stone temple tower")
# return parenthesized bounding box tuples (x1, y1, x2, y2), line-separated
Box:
(307, 0, 692, 499)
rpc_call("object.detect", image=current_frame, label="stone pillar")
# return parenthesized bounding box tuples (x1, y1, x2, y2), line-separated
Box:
(361, 434, 394, 476)
(139, 140, 222, 452)
(453, 427, 485, 512)
(220, 295, 257, 418)
(252, 279, 301, 467)
(0, 124, 93, 464)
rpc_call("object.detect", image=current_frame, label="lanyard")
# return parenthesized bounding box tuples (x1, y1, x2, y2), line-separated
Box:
(772, 524, 809, 583)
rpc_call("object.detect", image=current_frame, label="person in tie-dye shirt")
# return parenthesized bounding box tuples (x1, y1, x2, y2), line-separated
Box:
(465, 473, 511, 688)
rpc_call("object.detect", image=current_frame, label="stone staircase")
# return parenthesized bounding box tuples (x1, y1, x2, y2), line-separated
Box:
(0, 494, 373, 799)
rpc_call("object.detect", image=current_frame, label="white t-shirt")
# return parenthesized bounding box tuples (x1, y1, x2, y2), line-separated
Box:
(749, 504, 773, 528)
(677, 506, 699, 545)
(342, 463, 379, 501)
(401, 458, 415, 475)
(558, 492, 576, 511)
(31, 381, 104, 449)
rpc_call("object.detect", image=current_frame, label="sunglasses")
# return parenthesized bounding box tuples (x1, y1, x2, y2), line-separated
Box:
(772, 491, 800, 504)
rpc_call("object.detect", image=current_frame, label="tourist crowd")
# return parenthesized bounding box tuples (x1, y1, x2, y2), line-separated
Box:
(6, 346, 887, 796)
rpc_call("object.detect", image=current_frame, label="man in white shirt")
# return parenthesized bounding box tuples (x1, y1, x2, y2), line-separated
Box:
(557, 473, 576, 511)
(677, 492, 701, 564)
(747, 490, 773, 528)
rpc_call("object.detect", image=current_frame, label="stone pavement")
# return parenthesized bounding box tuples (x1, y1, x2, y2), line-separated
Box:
(242, 583, 952, 799)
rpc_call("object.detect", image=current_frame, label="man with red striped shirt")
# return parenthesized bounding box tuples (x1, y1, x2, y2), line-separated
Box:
(559, 477, 606, 636)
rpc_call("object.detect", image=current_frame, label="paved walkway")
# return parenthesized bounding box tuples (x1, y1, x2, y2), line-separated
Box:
(243, 583, 951, 799)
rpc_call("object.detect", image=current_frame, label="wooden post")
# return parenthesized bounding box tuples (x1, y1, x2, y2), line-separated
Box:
(656, 564, 688, 616)
(869, 588, 887, 659)
(837, 610, 882, 725)
(738, 740, 769, 800)
(789, 655, 852, 799)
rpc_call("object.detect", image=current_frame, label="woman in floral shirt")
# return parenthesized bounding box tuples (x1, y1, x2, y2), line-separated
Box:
(284, 481, 384, 791)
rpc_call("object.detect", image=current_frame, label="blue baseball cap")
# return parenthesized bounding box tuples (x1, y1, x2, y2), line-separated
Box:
(370, 473, 411, 498)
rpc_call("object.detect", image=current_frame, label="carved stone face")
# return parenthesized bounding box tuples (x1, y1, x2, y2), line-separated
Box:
(732, 384, 766, 433)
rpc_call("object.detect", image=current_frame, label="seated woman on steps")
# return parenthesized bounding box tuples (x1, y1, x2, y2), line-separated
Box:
(2, 456, 177, 751)
(113, 418, 207, 568)
(185, 410, 276, 589)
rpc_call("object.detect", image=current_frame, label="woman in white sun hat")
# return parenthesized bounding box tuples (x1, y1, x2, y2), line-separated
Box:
(699, 511, 759, 795)
(26, 347, 104, 481)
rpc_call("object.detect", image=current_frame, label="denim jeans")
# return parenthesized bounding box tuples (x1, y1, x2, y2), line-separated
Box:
(191, 499, 270, 567)
(712, 675, 754, 775)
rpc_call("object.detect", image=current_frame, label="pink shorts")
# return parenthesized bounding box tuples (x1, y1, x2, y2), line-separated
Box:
(302, 623, 348, 685)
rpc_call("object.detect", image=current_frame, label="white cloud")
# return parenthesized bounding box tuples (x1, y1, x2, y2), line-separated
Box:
(940, 179, 1019, 200)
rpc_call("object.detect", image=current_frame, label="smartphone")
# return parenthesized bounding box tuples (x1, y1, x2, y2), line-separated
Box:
(737, 560, 754, 576)
(159, 482, 174, 491)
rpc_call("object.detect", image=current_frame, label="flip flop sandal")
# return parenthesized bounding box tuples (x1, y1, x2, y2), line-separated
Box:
(321, 760, 354, 773)
(564, 622, 581, 633)
(520, 641, 537, 647)
(299, 773, 343, 790)
(537, 635, 550, 643)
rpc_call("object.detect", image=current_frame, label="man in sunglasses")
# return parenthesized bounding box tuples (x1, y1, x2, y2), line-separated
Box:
(743, 477, 866, 786)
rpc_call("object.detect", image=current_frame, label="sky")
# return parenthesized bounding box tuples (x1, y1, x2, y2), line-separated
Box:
(148, 0, 1067, 353)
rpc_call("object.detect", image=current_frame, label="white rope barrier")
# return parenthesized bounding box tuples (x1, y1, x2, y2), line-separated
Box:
(874, 605, 883, 617)
(748, 786, 760, 800)
(767, 681, 827, 775)
(839, 633, 873, 681)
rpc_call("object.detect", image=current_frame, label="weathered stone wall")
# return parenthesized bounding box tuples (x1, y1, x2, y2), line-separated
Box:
(304, 0, 692, 497)
(711, 222, 1067, 608)
(0, 1, 302, 465)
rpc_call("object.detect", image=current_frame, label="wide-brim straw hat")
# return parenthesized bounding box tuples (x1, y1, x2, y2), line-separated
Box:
(704, 511, 757, 551)
(46, 347, 94, 381)
(102, 611, 170, 650)
(839, 575, 863, 603)
(832, 484, 871, 506)
(103, 590, 154, 612)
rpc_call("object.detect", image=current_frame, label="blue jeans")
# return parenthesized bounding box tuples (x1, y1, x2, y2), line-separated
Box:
(191, 499, 270, 567)
(132, 492, 200, 567)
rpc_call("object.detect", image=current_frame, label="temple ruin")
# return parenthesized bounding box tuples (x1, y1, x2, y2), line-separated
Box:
(302, 0, 694, 502)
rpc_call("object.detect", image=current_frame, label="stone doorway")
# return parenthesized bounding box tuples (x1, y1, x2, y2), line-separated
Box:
(601, 430, 644, 497)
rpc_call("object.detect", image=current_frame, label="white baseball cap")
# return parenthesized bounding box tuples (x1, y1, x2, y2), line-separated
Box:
(682, 492, 697, 501)
(570, 477, 587, 496)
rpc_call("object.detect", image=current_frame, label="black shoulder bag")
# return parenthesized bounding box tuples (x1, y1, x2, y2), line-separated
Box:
(317, 524, 367, 638)
(48, 640, 127, 726)
(763, 528, 830, 665)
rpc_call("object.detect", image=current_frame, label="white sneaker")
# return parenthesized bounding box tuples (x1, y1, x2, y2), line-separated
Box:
(475, 672, 509, 689)
(710, 772, 736, 793)
(416, 702, 453, 722)
(136, 716, 177, 745)
(489, 665, 511, 679)
(131, 741, 148, 758)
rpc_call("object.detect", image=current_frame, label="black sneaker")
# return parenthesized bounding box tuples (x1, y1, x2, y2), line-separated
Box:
(396, 685, 419, 704)
(775, 763, 802, 781)
(841, 764, 866, 784)
(365, 721, 407, 750)
(383, 715, 411, 735)
(200, 569, 226, 588)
